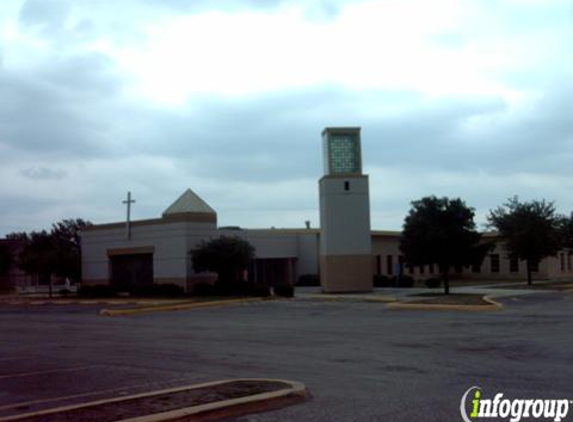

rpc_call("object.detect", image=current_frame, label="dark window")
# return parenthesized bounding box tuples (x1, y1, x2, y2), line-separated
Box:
(376, 255, 381, 275)
(344, 181, 350, 191)
(386, 255, 393, 275)
(560, 253, 565, 272)
(408, 263, 414, 274)
(490, 254, 500, 273)
(429, 264, 434, 274)
(510, 256, 519, 273)
(419, 265, 424, 274)
(472, 263, 481, 273)
(454, 265, 463, 273)
(110, 253, 154, 289)
(568, 253, 572, 272)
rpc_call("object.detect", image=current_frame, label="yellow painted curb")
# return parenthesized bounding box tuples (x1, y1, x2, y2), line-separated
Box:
(386, 295, 503, 312)
(0, 378, 308, 422)
(363, 296, 397, 303)
(99, 297, 267, 316)
(0, 299, 180, 306)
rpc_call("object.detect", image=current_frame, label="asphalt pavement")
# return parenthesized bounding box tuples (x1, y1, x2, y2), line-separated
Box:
(0, 288, 571, 421)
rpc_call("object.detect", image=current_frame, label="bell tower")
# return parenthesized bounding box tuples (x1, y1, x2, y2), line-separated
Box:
(319, 127, 373, 292)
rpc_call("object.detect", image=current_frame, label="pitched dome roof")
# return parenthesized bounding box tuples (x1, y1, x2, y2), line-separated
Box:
(162, 189, 216, 216)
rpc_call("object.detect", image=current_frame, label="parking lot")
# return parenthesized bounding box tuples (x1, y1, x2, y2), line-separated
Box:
(0, 289, 572, 421)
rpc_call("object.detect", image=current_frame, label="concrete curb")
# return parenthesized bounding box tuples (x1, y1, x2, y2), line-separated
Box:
(386, 295, 504, 312)
(0, 378, 308, 422)
(99, 297, 267, 316)
(302, 294, 396, 303)
(0, 299, 166, 306)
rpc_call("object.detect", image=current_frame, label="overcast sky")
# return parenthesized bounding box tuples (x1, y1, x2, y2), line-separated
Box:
(1, 0, 572, 236)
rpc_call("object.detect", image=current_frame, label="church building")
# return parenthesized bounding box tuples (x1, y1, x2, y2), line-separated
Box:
(81, 188, 316, 291)
(81, 128, 573, 293)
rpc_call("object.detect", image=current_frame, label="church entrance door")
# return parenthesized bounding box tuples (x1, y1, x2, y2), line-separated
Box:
(110, 253, 153, 290)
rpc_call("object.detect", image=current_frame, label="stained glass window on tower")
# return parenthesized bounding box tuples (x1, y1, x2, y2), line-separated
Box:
(329, 135, 361, 175)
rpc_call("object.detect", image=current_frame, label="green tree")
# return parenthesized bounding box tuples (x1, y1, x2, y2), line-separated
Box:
(18, 231, 55, 296)
(10, 219, 91, 297)
(50, 219, 92, 284)
(400, 196, 491, 295)
(488, 197, 563, 286)
(6, 232, 29, 241)
(0, 243, 12, 276)
(191, 236, 255, 285)
(4, 233, 30, 281)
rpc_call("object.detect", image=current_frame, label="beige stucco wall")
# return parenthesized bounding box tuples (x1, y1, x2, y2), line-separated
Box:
(319, 176, 372, 292)
(82, 217, 572, 291)
(226, 229, 298, 259)
(319, 176, 371, 255)
(320, 254, 372, 292)
(81, 219, 217, 290)
(371, 233, 573, 281)
(545, 251, 573, 279)
(219, 229, 320, 279)
(82, 223, 321, 290)
(296, 232, 320, 276)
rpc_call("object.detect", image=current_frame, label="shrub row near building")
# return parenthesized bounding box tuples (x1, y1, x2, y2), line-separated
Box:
(192, 281, 294, 297)
(296, 273, 442, 289)
(372, 275, 442, 289)
(77, 281, 294, 298)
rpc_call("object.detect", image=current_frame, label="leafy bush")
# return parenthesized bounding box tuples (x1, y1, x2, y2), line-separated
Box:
(214, 280, 250, 296)
(425, 278, 442, 289)
(396, 275, 414, 288)
(191, 236, 255, 284)
(373, 275, 392, 287)
(78, 285, 118, 298)
(195, 280, 271, 297)
(155, 283, 184, 297)
(249, 283, 271, 297)
(274, 283, 294, 298)
(58, 289, 71, 297)
(192, 282, 215, 296)
(296, 274, 320, 286)
(130, 283, 184, 297)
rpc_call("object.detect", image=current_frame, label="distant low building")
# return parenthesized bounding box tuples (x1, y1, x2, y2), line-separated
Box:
(370, 231, 572, 282)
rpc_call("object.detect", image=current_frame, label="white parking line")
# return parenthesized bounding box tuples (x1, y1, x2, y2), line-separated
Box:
(0, 365, 99, 380)
(0, 376, 195, 412)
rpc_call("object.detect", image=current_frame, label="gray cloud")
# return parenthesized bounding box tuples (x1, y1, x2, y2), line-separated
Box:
(136, 0, 290, 13)
(20, 167, 67, 180)
(0, 52, 123, 158)
(120, 86, 573, 183)
(1, 0, 572, 236)
(0, 193, 62, 234)
(18, 0, 70, 33)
